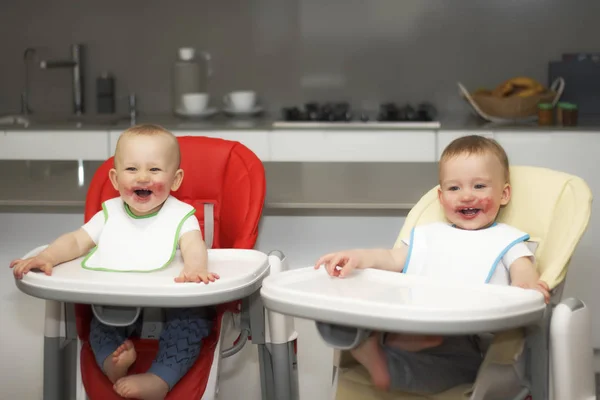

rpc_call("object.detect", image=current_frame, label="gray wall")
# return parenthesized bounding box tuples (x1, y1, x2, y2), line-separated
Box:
(1, 0, 598, 118)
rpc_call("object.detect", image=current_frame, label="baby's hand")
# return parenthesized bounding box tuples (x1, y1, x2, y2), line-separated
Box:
(10, 254, 55, 279)
(314, 250, 363, 278)
(175, 267, 220, 284)
(516, 280, 551, 304)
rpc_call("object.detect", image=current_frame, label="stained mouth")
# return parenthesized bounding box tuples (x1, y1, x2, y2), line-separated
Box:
(134, 189, 152, 198)
(459, 207, 481, 216)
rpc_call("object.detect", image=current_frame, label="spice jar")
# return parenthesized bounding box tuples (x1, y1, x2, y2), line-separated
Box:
(561, 103, 578, 127)
(537, 103, 554, 126)
(556, 102, 567, 125)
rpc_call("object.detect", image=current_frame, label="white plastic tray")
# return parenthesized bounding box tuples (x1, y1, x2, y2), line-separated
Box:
(15, 246, 270, 307)
(261, 267, 546, 334)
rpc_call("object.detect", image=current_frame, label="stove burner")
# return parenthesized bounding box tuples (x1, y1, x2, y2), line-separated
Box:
(281, 102, 437, 123)
(282, 102, 353, 122)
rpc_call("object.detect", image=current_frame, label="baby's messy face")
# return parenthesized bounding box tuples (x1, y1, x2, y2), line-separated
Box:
(111, 134, 182, 216)
(438, 153, 510, 230)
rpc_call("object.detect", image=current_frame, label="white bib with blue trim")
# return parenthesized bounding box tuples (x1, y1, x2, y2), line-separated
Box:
(82, 195, 196, 272)
(403, 222, 530, 285)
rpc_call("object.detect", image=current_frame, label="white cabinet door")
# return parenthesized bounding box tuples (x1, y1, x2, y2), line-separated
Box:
(109, 130, 270, 161)
(496, 130, 600, 348)
(0, 130, 110, 160)
(270, 130, 436, 162)
(436, 131, 494, 160)
(495, 131, 598, 171)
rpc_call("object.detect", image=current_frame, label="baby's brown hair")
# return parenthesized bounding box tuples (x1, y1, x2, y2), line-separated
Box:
(440, 135, 510, 183)
(114, 124, 181, 168)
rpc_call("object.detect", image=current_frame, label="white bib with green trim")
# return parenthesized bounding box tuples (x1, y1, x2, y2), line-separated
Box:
(403, 222, 530, 284)
(82, 195, 196, 272)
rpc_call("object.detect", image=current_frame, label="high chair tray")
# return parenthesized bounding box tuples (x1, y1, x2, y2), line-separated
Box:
(15, 246, 270, 307)
(261, 267, 546, 334)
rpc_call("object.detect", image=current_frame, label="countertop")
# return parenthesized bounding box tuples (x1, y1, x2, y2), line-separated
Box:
(0, 160, 439, 213)
(2, 113, 600, 132)
(440, 115, 600, 131)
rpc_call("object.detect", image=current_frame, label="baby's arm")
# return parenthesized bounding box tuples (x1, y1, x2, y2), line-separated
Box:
(510, 256, 550, 303)
(175, 230, 220, 284)
(315, 243, 408, 277)
(11, 228, 95, 279)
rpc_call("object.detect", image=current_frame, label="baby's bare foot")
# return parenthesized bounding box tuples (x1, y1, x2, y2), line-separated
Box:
(351, 335, 390, 391)
(113, 373, 169, 400)
(103, 340, 136, 383)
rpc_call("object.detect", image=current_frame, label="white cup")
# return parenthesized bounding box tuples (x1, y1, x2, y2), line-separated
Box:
(224, 91, 256, 112)
(182, 93, 209, 113)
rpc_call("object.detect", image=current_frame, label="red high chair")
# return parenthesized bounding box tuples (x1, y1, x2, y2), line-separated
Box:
(77, 136, 266, 399)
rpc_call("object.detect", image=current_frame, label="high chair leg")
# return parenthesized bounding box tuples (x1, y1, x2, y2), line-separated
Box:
(258, 250, 298, 400)
(524, 303, 552, 400)
(269, 340, 296, 399)
(243, 274, 298, 400)
(242, 290, 272, 399)
(43, 300, 63, 400)
(43, 301, 79, 400)
(62, 331, 79, 400)
(551, 298, 596, 400)
(255, 340, 298, 400)
(244, 288, 298, 400)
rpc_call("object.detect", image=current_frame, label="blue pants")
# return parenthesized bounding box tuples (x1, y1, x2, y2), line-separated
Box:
(89, 307, 213, 389)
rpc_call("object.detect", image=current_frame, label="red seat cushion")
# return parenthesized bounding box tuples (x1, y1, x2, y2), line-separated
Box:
(78, 136, 265, 399)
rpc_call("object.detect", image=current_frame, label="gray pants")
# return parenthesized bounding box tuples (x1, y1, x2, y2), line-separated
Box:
(382, 335, 482, 394)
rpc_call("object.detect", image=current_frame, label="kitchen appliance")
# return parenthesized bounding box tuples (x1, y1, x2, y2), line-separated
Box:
(274, 101, 440, 128)
(549, 56, 600, 117)
(172, 47, 212, 115)
(96, 72, 115, 114)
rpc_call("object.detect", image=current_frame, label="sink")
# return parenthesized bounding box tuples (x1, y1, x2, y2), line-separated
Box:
(0, 114, 128, 129)
(0, 115, 30, 126)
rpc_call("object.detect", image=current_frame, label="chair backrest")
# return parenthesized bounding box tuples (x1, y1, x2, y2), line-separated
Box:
(76, 136, 266, 339)
(395, 165, 592, 289)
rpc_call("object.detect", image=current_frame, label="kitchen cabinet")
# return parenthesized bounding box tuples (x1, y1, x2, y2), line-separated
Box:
(0, 130, 110, 160)
(108, 130, 271, 161)
(269, 130, 437, 162)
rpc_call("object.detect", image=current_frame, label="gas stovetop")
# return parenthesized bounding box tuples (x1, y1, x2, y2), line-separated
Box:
(273, 102, 440, 128)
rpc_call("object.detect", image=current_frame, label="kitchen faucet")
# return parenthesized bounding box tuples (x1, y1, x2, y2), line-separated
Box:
(21, 47, 37, 116)
(129, 93, 137, 126)
(40, 44, 85, 115)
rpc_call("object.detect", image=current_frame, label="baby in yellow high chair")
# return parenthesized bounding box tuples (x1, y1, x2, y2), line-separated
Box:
(11, 124, 218, 400)
(315, 135, 550, 394)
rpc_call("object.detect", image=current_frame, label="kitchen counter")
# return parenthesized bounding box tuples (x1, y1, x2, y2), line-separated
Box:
(3, 113, 600, 132)
(441, 115, 600, 131)
(0, 160, 438, 213)
(1, 113, 273, 131)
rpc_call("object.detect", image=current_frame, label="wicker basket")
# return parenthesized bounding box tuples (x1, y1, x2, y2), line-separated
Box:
(458, 78, 565, 123)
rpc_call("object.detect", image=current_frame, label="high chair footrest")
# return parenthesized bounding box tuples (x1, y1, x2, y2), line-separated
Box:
(316, 321, 371, 350)
(91, 305, 141, 327)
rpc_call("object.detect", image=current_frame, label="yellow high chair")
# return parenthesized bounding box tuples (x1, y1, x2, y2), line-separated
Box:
(331, 165, 594, 400)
